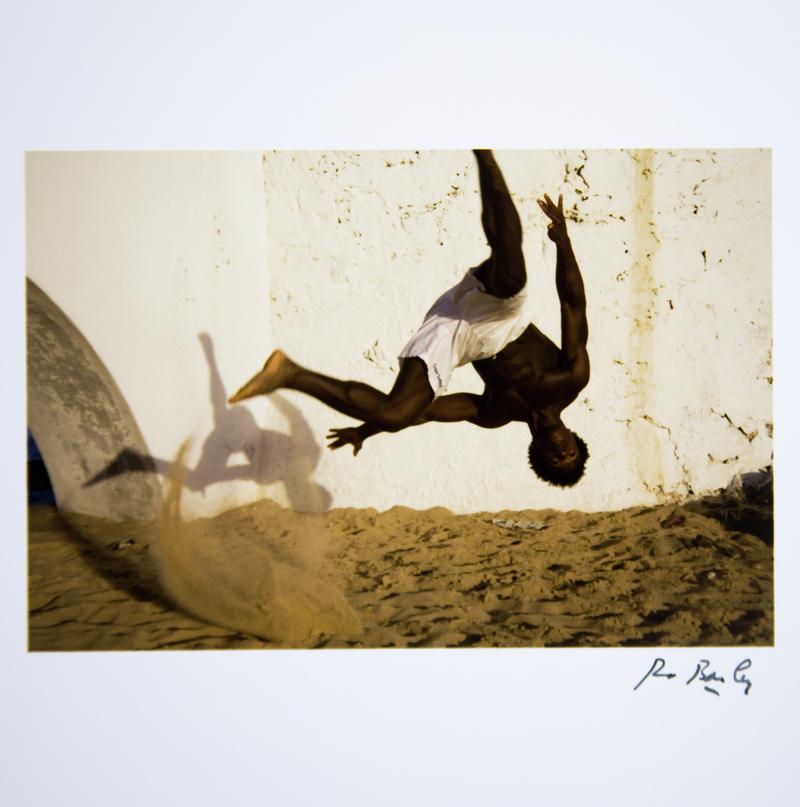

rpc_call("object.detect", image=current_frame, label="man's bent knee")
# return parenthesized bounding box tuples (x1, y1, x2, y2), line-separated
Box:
(380, 359, 435, 430)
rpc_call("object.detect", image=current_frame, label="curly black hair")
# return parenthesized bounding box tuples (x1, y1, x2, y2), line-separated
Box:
(528, 432, 589, 487)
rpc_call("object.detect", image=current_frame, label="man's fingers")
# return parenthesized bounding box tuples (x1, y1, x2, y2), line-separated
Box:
(328, 427, 361, 454)
(539, 193, 567, 225)
(538, 198, 556, 219)
(326, 434, 361, 455)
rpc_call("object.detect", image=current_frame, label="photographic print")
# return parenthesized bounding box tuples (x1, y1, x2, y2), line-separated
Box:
(26, 148, 772, 650)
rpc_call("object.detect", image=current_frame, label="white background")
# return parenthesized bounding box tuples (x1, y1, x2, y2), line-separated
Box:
(2, 1, 797, 805)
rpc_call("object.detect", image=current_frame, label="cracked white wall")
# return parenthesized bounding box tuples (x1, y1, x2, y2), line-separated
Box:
(262, 149, 771, 513)
(27, 150, 771, 518)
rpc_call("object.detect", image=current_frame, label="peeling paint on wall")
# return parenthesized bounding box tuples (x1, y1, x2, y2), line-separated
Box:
(256, 149, 771, 513)
(26, 150, 772, 518)
(627, 148, 667, 496)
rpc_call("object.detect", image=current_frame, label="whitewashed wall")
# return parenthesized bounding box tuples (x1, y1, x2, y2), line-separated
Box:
(26, 150, 771, 517)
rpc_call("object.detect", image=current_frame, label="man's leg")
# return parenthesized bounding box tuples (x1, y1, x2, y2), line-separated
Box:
(473, 150, 527, 299)
(229, 351, 434, 430)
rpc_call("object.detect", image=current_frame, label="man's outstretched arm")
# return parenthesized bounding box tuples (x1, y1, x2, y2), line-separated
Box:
(473, 149, 526, 298)
(538, 193, 589, 382)
(327, 392, 487, 455)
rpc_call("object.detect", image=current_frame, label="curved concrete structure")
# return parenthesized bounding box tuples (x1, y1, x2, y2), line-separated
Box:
(25, 150, 772, 520)
(26, 279, 161, 519)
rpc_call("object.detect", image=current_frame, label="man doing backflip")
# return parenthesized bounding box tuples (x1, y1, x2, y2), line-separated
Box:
(230, 150, 590, 487)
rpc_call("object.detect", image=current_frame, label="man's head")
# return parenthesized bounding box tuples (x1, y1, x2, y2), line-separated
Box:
(528, 423, 589, 487)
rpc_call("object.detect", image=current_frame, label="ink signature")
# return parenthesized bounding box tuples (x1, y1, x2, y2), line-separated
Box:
(634, 658, 753, 696)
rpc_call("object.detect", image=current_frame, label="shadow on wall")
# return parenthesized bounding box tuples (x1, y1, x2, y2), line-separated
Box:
(86, 333, 332, 513)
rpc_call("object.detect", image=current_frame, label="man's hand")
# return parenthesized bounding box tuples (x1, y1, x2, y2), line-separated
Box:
(327, 427, 365, 456)
(538, 193, 569, 245)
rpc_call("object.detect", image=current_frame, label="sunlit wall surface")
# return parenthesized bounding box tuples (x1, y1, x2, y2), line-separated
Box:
(26, 150, 771, 518)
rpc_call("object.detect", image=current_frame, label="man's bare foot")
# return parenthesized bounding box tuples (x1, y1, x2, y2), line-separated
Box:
(228, 350, 296, 403)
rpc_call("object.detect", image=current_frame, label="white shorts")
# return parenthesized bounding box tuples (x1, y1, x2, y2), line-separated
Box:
(398, 268, 528, 397)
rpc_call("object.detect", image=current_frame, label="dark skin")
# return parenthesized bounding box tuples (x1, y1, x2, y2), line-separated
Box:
(328, 193, 589, 471)
(229, 151, 589, 478)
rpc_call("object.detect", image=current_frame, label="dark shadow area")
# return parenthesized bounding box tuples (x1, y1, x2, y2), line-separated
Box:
(684, 466, 773, 546)
(28, 502, 163, 604)
(28, 431, 55, 506)
(58, 512, 164, 604)
(28, 503, 224, 648)
(86, 333, 332, 512)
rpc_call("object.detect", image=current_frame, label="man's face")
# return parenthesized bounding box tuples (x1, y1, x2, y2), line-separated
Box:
(537, 426, 579, 471)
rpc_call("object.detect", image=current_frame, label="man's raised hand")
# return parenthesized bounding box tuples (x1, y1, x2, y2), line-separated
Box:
(327, 426, 364, 456)
(537, 193, 569, 244)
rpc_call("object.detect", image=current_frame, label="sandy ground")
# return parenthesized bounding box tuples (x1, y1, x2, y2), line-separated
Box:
(28, 481, 773, 650)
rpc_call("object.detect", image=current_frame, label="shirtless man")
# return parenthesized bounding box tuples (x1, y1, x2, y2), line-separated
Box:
(230, 150, 590, 487)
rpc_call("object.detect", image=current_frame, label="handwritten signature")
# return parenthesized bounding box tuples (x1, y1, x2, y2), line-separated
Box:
(634, 658, 753, 696)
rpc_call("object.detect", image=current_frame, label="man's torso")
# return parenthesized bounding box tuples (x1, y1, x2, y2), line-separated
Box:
(472, 323, 585, 424)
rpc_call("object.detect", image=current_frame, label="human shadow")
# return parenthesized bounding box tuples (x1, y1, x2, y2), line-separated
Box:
(86, 332, 332, 513)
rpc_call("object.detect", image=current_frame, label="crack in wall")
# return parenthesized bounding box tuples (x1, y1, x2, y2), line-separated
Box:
(628, 149, 665, 497)
(246, 149, 771, 511)
(711, 408, 759, 442)
(640, 414, 693, 495)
